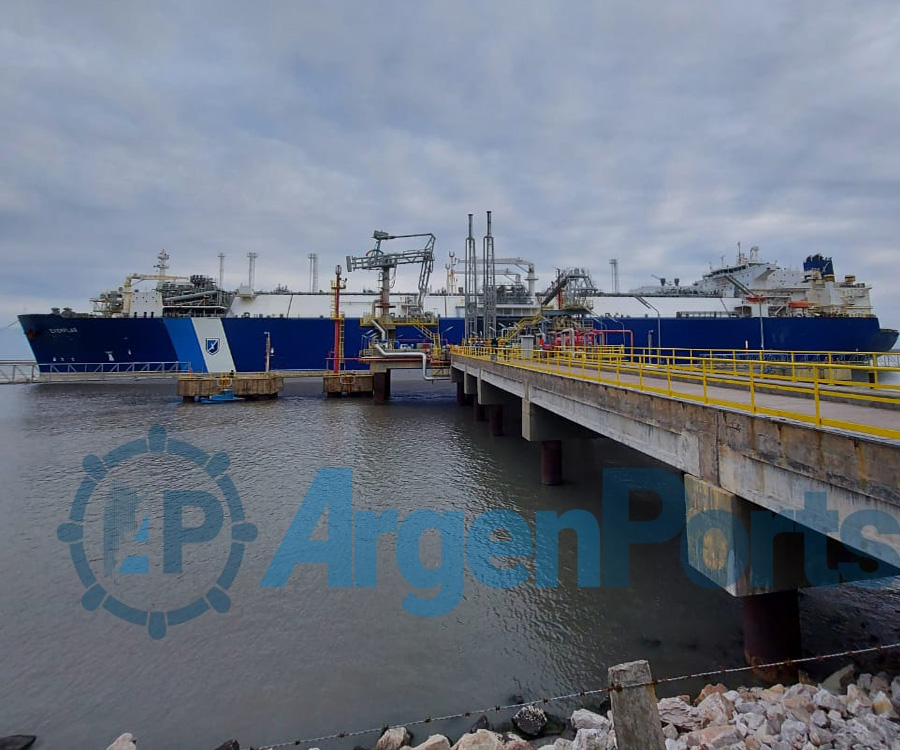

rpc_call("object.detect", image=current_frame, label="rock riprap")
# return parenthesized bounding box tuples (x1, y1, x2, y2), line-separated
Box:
(99, 669, 900, 750)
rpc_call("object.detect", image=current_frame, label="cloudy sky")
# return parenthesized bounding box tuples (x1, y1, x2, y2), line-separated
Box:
(2, 1, 900, 354)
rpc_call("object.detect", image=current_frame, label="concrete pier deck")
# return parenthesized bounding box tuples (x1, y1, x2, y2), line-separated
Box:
(451, 345, 900, 669)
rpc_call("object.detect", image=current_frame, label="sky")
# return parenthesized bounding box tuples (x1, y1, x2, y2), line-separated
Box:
(2, 1, 900, 355)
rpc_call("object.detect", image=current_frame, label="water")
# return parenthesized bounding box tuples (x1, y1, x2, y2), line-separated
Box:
(0, 376, 897, 750)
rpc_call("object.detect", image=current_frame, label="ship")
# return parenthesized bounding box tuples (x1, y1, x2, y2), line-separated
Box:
(18, 241, 899, 374)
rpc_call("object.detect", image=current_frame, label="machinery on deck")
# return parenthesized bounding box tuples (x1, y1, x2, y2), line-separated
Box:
(498, 268, 608, 346)
(20, 217, 900, 377)
(340, 230, 449, 390)
(346, 230, 435, 320)
(540, 268, 599, 310)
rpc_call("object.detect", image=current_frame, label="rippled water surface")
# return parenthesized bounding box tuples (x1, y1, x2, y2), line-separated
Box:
(1, 376, 897, 750)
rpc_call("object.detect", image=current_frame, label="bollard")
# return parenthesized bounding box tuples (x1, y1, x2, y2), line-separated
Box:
(608, 660, 666, 750)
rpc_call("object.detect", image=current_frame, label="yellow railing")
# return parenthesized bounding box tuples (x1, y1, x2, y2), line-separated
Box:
(360, 314, 439, 329)
(451, 345, 900, 441)
(498, 312, 545, 345)
(412, 322, 442, 351)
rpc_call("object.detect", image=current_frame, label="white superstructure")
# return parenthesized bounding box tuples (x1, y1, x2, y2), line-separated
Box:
(627, 247, 875, 319)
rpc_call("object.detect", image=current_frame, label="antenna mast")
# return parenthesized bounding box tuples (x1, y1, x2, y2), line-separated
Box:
(154, 249, 170, 275)
(154, 249, 170, 289)
(446, 251, 457, 292)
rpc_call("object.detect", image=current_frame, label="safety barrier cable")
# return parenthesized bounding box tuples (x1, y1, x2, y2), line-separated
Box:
(243, 639, 900, 750)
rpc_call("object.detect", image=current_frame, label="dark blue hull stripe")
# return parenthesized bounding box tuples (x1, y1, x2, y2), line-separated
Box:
(163, 319, 208, 373)
(17, 314, 899, 373)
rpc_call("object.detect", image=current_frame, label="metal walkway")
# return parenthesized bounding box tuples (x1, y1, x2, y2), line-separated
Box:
(0, 360, 39, 384)
(452, 346, 900, 441)
(0, 361, 192, 383)
(0, 360, 334, 384)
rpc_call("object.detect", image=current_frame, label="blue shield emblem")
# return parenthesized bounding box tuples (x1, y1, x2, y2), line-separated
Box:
(205, 337, 220, 355)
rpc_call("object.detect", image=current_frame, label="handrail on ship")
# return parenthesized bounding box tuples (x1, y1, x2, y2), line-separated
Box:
(38, 361, 191, 373)
(450, 344, 900, 442)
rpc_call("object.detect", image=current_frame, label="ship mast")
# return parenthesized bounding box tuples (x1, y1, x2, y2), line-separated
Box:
(154, 250, 170, 289)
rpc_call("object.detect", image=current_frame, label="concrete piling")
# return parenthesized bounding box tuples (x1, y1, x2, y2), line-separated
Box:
(540, 440, 562, 485)
(741, 590, 801, 682)
(488, 405, 503, 436)
(373, 372, 389, 404)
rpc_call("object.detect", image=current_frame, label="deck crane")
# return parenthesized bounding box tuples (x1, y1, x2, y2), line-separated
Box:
(494, 258, 537, 295)
(94, 250, 191, 317)
(459, 256, 537, 294)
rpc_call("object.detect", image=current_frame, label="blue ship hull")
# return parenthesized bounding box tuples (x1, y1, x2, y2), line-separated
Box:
(18, 313, 898, 373)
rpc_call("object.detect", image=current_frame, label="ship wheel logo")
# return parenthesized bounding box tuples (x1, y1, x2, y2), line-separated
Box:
(57, 425, 257, 639)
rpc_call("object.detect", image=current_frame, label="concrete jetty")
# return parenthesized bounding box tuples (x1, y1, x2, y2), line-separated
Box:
(451, 346, 900, 671)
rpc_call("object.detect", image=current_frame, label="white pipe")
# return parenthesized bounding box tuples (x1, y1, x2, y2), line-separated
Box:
(372, 343, 447, 381)
(371, 318, 388, 340)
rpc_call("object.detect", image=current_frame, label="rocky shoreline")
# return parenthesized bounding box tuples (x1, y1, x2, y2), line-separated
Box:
(8, 664, 900, 750)
(357, 666, 900, 750)
(651, 670, 900, 749)
(383, 665, 900, 750)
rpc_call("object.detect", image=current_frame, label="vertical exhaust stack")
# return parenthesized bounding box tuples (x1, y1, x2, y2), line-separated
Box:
(464, 213, 478, 340)
(308, 253, 319, 293)
(247, 251, 258, 290)
(483, 210, 497, 338)
(526, 263, 537, 297)
(218, 253, 225, 288)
